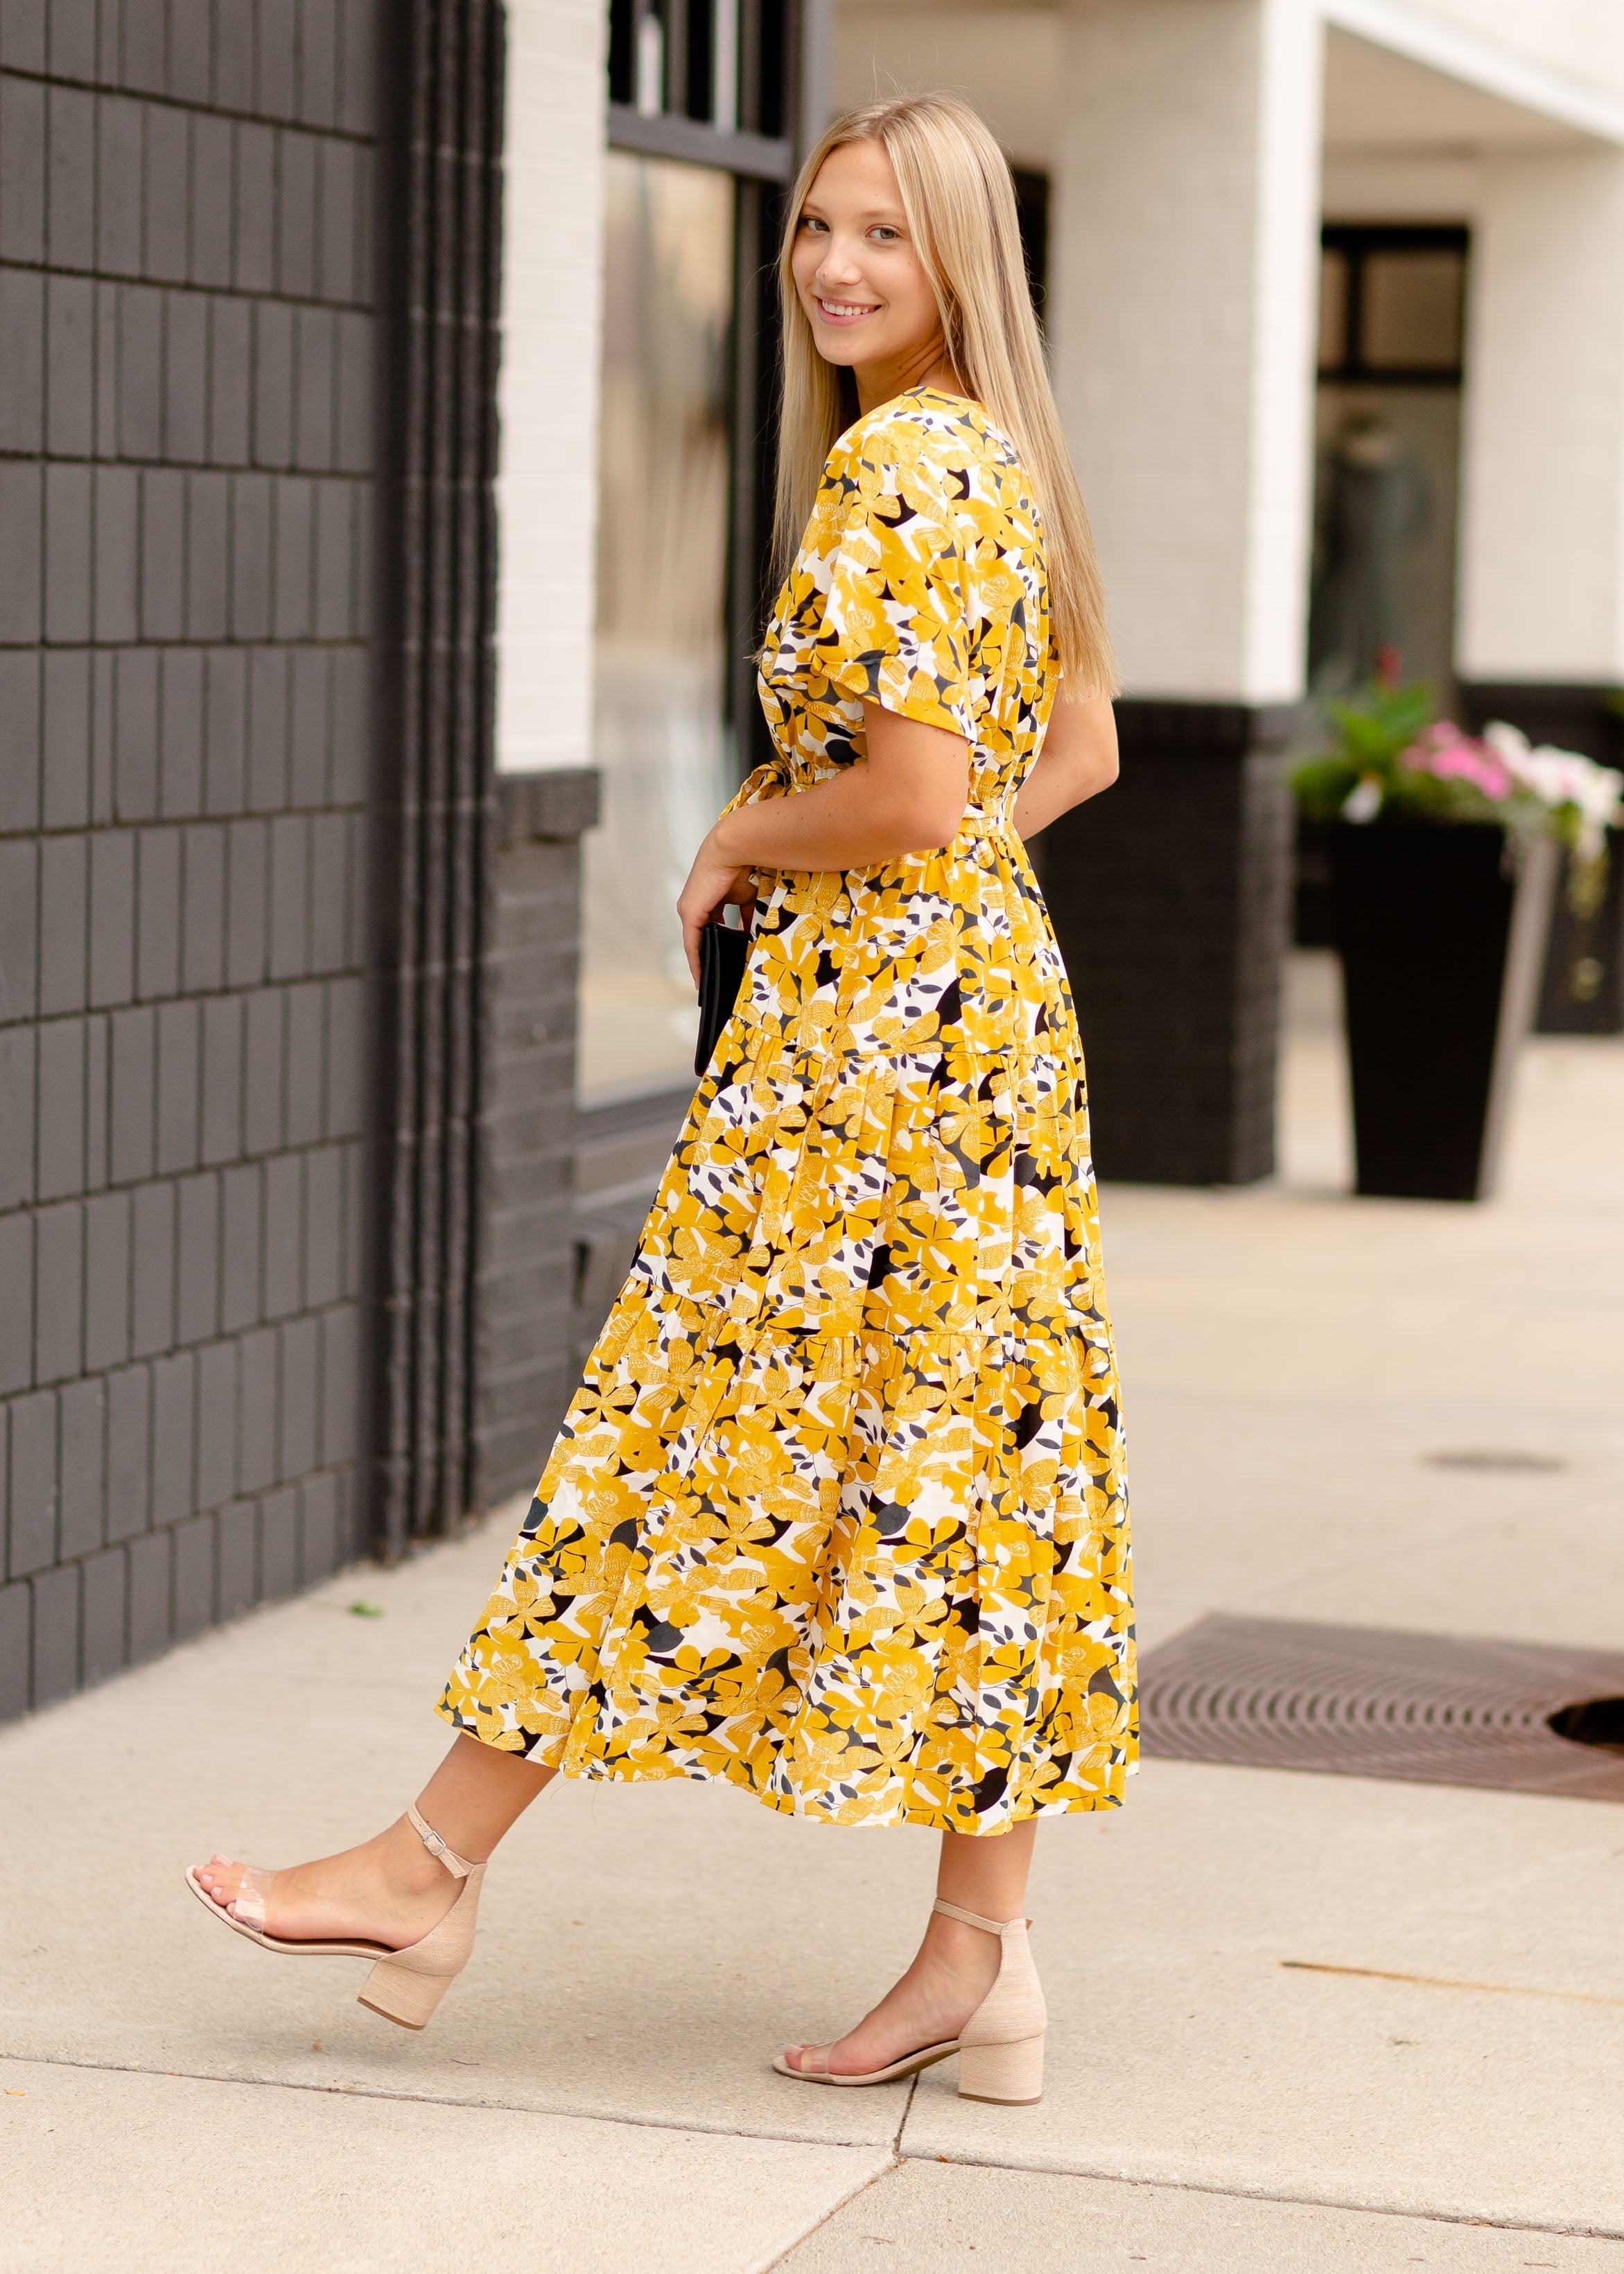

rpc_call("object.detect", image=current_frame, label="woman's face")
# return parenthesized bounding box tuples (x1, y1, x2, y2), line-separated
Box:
(791, 138, 945, 386)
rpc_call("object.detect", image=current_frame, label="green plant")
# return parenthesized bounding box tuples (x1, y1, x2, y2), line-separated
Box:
(1291, 682, 1490, 825)
(1290, 682, 1623, 913)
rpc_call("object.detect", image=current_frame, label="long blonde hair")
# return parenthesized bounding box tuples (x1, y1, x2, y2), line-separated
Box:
(773, 93, 1116, 693)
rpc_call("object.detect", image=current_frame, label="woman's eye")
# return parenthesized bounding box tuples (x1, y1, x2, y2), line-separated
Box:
(870, 227, 899, 243)
(801, 215, 827, 234)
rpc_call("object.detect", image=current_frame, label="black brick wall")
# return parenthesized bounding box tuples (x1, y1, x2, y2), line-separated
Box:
(1038, 701, 1298, 1188)
(473, 767, 600, 1513)
(0, 1, 378, 1718)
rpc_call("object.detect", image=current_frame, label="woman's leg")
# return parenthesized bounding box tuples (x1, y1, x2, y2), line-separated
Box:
(783, 1819, 1038, 2076)
(193, 1734, 555, 1948)
(936, 1815, 1038, 1921)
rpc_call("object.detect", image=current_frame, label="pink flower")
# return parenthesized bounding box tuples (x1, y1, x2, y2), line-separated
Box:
(1401, 724, 1512, 799)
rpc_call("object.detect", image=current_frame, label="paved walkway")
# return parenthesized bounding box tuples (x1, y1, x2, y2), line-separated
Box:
(6, 956, 1624, 2272)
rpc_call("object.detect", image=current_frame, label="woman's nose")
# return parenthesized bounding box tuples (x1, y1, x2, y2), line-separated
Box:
(815, 241, 862, 288)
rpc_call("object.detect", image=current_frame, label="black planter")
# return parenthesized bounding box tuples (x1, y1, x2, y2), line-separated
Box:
(1537, 828, 1624, 1034)
(1293, 814, 1338, 948)
(1331, 822, 1558, 1201)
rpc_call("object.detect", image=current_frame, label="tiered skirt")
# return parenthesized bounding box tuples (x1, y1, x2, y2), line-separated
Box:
(437, 832, 1135, 1832)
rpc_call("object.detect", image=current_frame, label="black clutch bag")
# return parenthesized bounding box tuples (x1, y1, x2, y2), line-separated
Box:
(695, 920, 751, 1077)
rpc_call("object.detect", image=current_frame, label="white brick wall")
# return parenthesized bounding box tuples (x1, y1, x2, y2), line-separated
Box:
(494, 0, 606, 774)
(1322, 151, 1483, 218)
(1051, 0, 1322, 702)
(831, 3, 1063, 168)
(1458, 144, 1624, 682)
(1243, 0, 1328, 700)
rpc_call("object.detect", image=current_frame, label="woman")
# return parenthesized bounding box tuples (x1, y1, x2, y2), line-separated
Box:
(190, 92, 1133, 2107)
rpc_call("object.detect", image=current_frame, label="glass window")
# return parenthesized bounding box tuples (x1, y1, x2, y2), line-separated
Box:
(582, 151, 736, 1104)
(1362, 250, 1464, 372)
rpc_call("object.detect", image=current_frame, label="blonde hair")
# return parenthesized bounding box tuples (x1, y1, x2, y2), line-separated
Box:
(772, 93, 1117, 693)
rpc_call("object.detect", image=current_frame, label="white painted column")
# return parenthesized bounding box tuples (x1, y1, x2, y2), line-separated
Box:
(1458, 145, 1624, 684)
(494, 0, 607, 772)
(1050, 0, 1325, 701)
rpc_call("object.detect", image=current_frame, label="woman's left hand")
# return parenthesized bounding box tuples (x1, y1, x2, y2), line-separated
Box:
(676, 831, 757, 989)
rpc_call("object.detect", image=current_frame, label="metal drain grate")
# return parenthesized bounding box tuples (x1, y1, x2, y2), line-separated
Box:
(1139, 1615, 1624, 1800)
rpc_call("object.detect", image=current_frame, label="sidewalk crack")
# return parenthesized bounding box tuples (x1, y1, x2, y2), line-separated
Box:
(759, 2122, 909, 2274)
(0, 2048, 900, 2156)
(893, 2069, 919, 2154)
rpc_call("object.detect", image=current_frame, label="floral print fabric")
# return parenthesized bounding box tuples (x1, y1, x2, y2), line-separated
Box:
(438, 388, 1135, 1832)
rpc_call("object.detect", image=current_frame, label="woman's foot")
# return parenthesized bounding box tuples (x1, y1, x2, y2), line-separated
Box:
(782, 1907, 1004, 2077)
(191, 1816, 467, 1950)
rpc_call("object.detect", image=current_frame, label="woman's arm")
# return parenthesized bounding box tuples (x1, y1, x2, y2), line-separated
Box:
(1011, 687, 1119, 840)
(675, 701, 968, 982)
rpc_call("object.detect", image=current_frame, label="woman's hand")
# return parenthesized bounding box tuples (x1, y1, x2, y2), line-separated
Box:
(676, 834, 757, 989)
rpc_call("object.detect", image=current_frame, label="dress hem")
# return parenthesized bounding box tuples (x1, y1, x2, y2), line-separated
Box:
(434, 1699, 1136, 1834)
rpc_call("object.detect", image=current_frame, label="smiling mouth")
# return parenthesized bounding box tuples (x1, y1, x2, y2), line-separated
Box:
(815, 297, 879, 324)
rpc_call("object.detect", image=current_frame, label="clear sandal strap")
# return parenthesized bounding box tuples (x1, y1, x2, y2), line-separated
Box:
(230, 1864, 275, 1932)
(407, 1803, 475, 1880)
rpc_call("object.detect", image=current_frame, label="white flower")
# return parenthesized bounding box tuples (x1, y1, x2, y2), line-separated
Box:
(1483, 721, 1623, 861)
(1341, 774, 1383, 824)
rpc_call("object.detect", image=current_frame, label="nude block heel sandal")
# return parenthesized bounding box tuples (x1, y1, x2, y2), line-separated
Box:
(773, 1897, 1046, 2104)
(184, 1803, 487, 2032)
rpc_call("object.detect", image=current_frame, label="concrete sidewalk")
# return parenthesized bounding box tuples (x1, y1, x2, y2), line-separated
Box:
(6, 955, 1624, 2273)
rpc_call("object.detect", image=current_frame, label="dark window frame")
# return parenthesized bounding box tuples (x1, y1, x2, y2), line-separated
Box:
(1319, 222, 1469, 389)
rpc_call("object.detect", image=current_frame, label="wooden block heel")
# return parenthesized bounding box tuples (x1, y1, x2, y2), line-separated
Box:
(957, 2031, 1045, 2105)
(358, 1954, 454, 2030)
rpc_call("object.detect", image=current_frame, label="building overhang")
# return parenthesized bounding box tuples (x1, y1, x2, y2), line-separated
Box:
(1322, 0, 1624, 153)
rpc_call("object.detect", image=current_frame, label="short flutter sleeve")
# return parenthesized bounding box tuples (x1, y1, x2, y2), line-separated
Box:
(815, 444, 972, 740)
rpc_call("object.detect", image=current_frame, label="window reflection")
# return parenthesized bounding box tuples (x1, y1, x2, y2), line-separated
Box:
(582, 153, 735, 1104)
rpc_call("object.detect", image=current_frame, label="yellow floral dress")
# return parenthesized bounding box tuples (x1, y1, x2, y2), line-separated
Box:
(438, 386, 1135, 1832)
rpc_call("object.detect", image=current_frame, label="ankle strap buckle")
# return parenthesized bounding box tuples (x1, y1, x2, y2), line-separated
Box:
(408, 1803, 475, 1880)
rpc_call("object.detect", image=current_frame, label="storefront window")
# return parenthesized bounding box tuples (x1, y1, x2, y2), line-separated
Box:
(581, 151, 736, 1103)
(1310, 225, 1467, 703)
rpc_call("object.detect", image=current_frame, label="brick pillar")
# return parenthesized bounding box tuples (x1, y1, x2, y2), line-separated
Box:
(1038, 702, 1298, 1188)
(472, 767, 600, 1512)
(1043, 0, 1324, 1185)
(369, 0, 505, 1556)
(1052, 0, 1324, 703)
